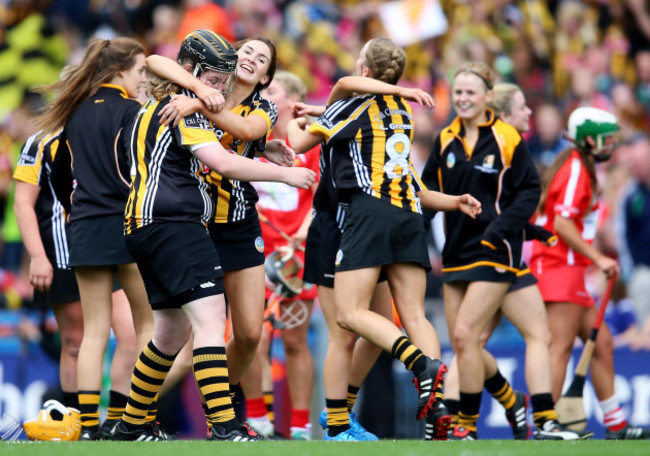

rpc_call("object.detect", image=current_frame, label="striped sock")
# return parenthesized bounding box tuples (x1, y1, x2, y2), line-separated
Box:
(531, 393, 558, 427)
(145, 396, 159, 423)
(347, 385, 360, 412)
(325, 398, 349, 436)
(444, 398, 460, 430)
(106, 390, 128, 421)
(391, 336, 426, 374)
(599, 395, 627, 431)
(458, 391, 482, 432)
(263, 390, 275, 422)
(484, 371, 515, 410)
(78, 390, 100, 430)
(194, 347, 238, 432)
(123, 342, 175, 427)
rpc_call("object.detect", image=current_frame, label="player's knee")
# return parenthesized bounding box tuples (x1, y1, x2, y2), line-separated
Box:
(451, 323, 474, 353)
(335, 311, 356, 333)
(281, 331, 306, 354)
(60, 334, 81, 359)
(594, 332, 615, 360)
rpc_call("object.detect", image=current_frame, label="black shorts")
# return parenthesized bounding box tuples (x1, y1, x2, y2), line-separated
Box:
(304, 210, 340, 288)
(69, 215, 133, 267)
(125, 222, 224, 310)
(32, 267, 80, 306)
(335, 192, 431, 272)
(209, 216, 265, 272)
(508, 266, 538, 292)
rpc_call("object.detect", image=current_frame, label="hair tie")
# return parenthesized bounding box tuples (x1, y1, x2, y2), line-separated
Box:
(458, 69, 493, 90)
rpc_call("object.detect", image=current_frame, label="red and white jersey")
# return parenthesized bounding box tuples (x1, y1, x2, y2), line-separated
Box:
(253, 143, 320, 248)
(253, 141, 320, 300)
(530, 150, 598, 272)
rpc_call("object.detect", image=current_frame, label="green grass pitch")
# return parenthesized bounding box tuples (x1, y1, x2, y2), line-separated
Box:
(2, 440, 649, 456)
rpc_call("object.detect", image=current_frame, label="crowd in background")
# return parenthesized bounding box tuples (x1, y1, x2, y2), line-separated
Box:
(0, 0, 649, 357)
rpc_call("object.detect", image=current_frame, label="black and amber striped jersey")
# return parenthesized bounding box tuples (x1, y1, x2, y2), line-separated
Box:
(421, 111, 540, 274)
(211, 91, 277, 224)
(52, 84, 141, 222)
(13, 130, 71, 268)
(308, 94, 423, 214)
(124, 90, 216, 234)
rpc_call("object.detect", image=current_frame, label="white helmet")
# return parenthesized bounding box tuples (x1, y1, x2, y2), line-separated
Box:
(567, 107, 620, 162)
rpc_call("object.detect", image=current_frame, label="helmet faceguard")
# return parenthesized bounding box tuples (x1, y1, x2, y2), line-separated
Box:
(567, 107, 620, 162)
(178, 29, 238, 96)
(0, 414, 21, 441)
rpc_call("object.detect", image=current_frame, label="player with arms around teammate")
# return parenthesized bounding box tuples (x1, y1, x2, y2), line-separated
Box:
(110, 30, 313, 441)
(289, 37, 480, 440)
(146, 34, 296, 396)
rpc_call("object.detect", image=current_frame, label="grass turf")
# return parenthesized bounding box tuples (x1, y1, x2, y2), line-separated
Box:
(2, 439, 649, 456)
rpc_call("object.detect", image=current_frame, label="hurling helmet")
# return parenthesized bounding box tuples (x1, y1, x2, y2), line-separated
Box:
(567, 107, 620, 162)
(178, 29, 238, 95)
(264, 248, 304, 298)
(23, 399, 81, 441)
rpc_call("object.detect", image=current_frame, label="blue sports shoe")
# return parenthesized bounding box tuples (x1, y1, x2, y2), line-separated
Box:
(319, 409, 327, 429)
(318, 409, 378, 441)
(349, 413, 378, 441)
(324, 428, 358, 441)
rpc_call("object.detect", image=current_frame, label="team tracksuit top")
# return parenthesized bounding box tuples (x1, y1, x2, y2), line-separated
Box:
(421, 110, 540, 275)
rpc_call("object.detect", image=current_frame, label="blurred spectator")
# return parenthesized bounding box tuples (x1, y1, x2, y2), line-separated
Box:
(0, 5, 68, 122)
(621, 0, 650, 58)
(610, 82, 648, 141)
(145, 3, 182, 58)
(634, 50, 650, 109)
(526, 102, 570, 169)
(552, 0, 599, 98)
(563, 66, 613, 115)
(177, 0, 234, 43)
(615, 134, 650, 349)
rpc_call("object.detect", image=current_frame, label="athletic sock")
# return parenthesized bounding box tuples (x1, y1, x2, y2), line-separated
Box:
(263, 390, 275, 422)
(106, 390, 128, 421)
(458, 391, 482, 432)
(195, 347, 238, 432)
(325, 398, 349, 436)
(484, 370, 515, 410)
(78, 390, 101, 430)
(391, 336, 426, 375)
(530, 393, 558, 427)
(62, 391, 79, 410)
(347, 385, 360, 412)
(290, 409, 310, 429)
(246, 397, 268, 419)
(599, 395, 627, 431)
(444, 398, 460, 429)
(145, 396, 158, 423)
(123, 341, 175, 427)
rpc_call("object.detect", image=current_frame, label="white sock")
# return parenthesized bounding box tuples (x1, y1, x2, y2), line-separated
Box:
(599, 395, 627, 429)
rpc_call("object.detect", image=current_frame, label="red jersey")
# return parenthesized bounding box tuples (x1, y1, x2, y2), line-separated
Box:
(252, 142, 320, 300)
(530, 150, 598, 272)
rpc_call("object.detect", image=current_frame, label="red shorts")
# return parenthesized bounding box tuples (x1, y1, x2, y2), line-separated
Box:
(533, 263, 595, 308)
